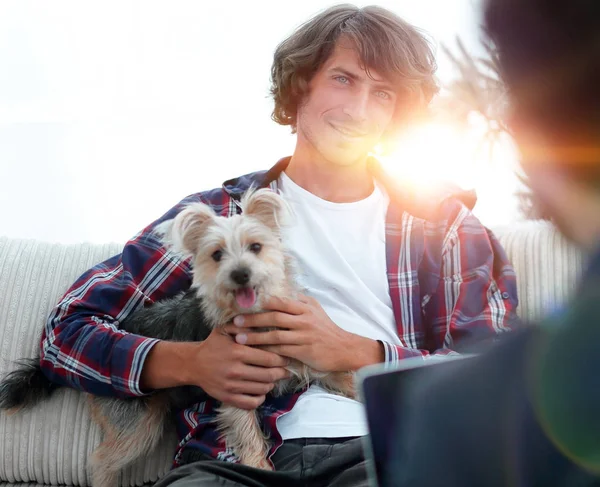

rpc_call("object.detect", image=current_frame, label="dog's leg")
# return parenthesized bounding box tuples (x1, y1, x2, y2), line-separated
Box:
(317, 371, 356, 400)
(215, 405, 272, 470)
(88, 393, 171, 487)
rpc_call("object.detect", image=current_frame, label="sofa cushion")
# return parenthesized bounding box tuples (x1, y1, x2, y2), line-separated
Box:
(0, 237, 176, 486)
(495, 220, 586, 323)
(0, 483, 59, 487)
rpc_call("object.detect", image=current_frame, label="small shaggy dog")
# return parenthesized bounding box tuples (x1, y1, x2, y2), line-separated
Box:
(0, 188, 355, 486)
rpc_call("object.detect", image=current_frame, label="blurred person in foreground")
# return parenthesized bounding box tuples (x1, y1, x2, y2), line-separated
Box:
(390, 0, 600, 485)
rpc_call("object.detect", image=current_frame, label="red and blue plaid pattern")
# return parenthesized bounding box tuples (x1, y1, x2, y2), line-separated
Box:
(39, 158, 519, 467)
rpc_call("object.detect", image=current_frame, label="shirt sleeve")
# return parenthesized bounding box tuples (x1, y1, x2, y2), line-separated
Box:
(379, 202, 519, 366)
(39, 194, 202, 398)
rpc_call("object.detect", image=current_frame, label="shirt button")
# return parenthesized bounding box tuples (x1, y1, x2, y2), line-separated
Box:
(502, 292, 510, 299)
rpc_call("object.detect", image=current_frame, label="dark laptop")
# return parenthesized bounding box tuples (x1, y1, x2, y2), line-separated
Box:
(356, 355, 475, 486)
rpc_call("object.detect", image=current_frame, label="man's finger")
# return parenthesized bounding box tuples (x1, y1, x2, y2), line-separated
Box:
(226, 380, 275, 396)
(235, 364, 291, 384)
(257, 344, 302, 360)
(261, 295, 306, 314)
(239, 345, 291, 368)
(234, 329, 302, 347)
(232, 311, 297, 329)
(297, 293, 313, 305)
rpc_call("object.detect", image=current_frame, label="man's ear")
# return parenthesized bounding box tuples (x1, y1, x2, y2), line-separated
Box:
(155, 203, 216, 257)
(241, 188, 293, 235)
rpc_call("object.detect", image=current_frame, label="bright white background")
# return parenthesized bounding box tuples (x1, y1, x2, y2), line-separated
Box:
(0, 0, 519, 244)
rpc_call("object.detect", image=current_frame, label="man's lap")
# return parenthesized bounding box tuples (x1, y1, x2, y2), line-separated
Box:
(154, 437, 369, 487)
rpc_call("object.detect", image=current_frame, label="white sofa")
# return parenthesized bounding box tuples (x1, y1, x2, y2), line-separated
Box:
(0, 221, 587, 486)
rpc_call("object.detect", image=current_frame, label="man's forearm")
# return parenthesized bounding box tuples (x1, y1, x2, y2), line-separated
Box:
(140, 340, 198, 390)
(343, 334, 385, 371)
(40, 316, 162, 398)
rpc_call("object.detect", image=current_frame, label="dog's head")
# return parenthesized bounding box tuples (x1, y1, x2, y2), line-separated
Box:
(158, 188, 293, 316)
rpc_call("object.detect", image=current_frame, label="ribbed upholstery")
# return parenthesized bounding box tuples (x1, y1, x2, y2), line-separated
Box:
(0, 237, 176, 486)
(495, 220, 586, 322)
(0, 221, 587, 485)
(0, 483, 55, 486)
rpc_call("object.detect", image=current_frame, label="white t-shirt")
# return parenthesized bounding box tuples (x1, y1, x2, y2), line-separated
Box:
(276, 171, 401, 440)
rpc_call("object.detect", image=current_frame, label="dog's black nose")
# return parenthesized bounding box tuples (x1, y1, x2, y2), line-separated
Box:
(231, 268, 251, 285)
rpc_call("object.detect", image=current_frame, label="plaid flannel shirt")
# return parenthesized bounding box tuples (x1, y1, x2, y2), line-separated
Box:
(39, 157, 519, 467)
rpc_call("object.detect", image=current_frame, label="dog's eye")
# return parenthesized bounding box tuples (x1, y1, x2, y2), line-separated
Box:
(249, 243, 262, 254)
(211, 249, 223, 262)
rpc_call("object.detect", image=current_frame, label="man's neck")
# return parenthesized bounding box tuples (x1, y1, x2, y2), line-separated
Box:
(285, 153, 374, 203)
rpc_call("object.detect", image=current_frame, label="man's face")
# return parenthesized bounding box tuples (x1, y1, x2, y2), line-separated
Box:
(295, 39, 398, 167)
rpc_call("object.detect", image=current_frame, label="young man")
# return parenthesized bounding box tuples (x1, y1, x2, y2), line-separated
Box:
(39, 5, 518, 486)
(391, 0, 600, 485)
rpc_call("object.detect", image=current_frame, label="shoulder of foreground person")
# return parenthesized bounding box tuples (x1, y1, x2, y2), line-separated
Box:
(388, 289, 600, 487)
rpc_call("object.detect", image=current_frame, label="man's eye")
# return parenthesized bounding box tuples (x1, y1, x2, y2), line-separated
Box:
(375, 90, 391, 100)
(211, 249, 223, 262)
(335, 76, 349, 84)
(249, 243, 262, 254)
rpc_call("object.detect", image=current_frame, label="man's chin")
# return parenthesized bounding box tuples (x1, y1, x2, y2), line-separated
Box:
(321, 146, 371, 167)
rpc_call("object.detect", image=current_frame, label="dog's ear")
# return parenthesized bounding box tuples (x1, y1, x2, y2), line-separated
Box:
(155, 203, 216, 257)
(241, 188, 292, 234)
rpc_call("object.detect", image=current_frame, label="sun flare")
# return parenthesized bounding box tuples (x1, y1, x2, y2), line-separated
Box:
(378, 122, 480, 190)
(376, 115, 522, 227)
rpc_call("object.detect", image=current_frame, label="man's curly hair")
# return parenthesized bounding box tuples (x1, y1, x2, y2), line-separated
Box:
(270, 4, 439, 136)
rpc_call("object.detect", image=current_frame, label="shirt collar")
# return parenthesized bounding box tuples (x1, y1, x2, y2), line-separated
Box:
(221, 157, 290, 201)
(220, 155, 478, 221)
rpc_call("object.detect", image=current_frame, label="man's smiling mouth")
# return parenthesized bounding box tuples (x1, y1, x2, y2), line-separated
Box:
(329, 123, 368, 138)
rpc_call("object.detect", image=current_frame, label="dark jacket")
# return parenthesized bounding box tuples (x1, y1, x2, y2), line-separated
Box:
(389, 246, 600, 486)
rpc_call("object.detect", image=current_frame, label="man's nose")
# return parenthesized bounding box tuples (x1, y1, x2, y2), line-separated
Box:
(342, 88, 369, 123)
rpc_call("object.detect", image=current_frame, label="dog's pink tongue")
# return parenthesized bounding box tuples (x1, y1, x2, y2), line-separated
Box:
(235, 287, 256, 309)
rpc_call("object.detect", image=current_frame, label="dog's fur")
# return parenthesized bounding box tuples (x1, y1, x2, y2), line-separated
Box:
(0, 188, 355, 485)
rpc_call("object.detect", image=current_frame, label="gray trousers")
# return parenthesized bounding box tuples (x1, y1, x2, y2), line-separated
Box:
(153, 437, 370, 487)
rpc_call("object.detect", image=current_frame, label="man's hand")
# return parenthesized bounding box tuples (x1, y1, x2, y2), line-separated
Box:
(223, 294, 384, 372)
(141, 329, 290, 410)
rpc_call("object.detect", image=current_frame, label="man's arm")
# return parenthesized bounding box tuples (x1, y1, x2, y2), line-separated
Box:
(39, 194, 199, 398)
